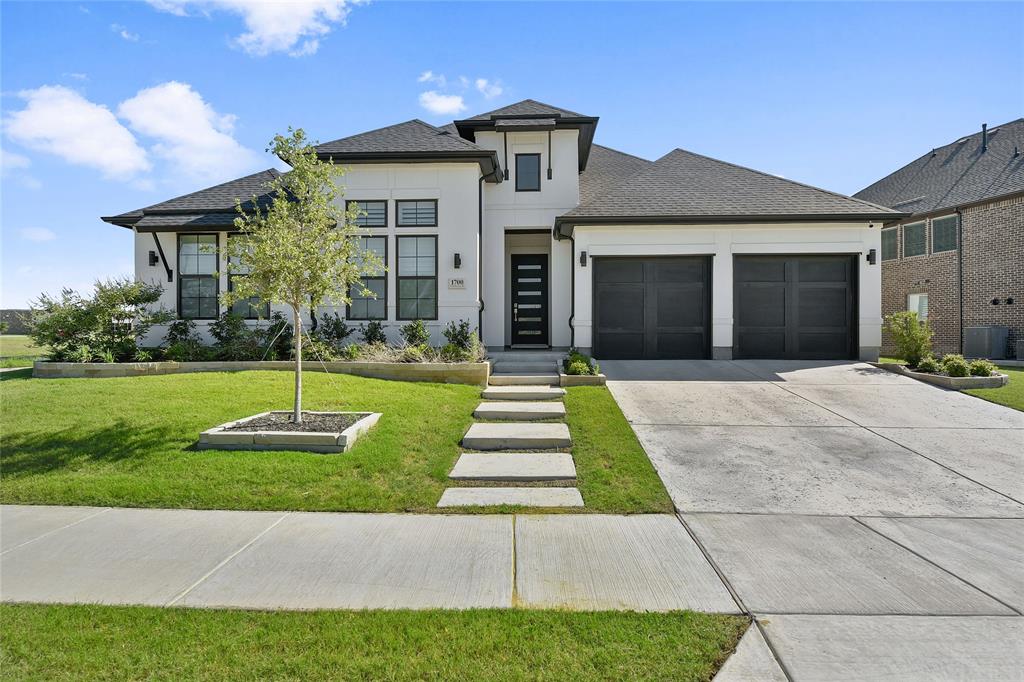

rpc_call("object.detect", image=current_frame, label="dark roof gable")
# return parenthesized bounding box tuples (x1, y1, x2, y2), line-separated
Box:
(579, 144, 652, 205)
(315, 119, 486, 155)
(854, 118, 1024, 215)
(466, 99, 586, 120)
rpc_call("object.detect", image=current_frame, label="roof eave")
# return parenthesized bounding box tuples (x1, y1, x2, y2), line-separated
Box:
(554, 212, 909, 239)
(452, 117, 600, 172)
(317, 150, 502, 182)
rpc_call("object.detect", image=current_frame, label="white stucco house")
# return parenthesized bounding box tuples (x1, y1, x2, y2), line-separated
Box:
(103, 100, 903, 360)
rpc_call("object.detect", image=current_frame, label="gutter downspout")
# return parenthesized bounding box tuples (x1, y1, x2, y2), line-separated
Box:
(568, 235, 575, 348)
(478, 174, 486, 340)
(956, 208, 964, 353)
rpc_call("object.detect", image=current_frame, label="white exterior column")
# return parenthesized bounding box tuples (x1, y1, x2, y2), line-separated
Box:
(711, 230, 734, 359)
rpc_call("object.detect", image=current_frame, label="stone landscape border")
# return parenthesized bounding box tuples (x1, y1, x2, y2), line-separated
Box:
(33, 360, 490, 386)
(873, 362, 1009, 390)
(559, 373, 607, 387)
(198, 411, 382, 454)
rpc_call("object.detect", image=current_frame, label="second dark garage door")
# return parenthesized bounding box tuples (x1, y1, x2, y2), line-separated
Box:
(734, 255, 856, 360)
(593, 256, 710, 359)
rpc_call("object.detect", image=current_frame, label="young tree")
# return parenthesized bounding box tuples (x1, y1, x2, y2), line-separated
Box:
(225, 128, 383, 423)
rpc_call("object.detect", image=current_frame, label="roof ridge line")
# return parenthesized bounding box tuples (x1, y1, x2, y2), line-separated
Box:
(593, 143, 651, 163)
(665, 147, 899, 214)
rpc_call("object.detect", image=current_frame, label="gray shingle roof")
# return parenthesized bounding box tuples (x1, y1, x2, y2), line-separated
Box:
(315, 119, 485, 155)
(467, 99, 586, 120)
(563, 148, 901, 222)
(579, 144, 652, 205)
(102, 168, 280, 228)
(494, 118, 556, 129)
(854, 118, 1024, 215)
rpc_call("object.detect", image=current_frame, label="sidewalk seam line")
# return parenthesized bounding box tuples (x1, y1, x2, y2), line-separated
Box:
(1, 507, 112, 556)
(850, 516, 1023, 616)
(164, 512, 291, 607)
(510, 515, 519, 608)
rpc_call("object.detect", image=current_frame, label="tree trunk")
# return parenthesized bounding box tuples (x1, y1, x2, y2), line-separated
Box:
(292, 306, 302, 424)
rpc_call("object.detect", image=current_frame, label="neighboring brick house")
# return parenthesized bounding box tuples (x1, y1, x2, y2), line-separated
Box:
(855, 119, 1024, 358)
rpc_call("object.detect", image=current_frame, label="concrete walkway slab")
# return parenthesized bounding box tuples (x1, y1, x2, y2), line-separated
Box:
(0, 505, 109, 552)
(713, 624, 787, 682)
(608, 382, 849, 427)
(633, 425, 1024, 516)
(603, 360, 760, 382)
(515, 515, 739, 613)
(734, 360, 916, 385)
(437, 487, 583, 508)
(1, 508, 286, 606)
(760, 615, 1024, 681)
(682, 514, 1014, 615)
(873, 428, 1024, 501)
(449, 453, 576, 481)
(462, 422, 571, 450)
(473, 401, 566, 421)
(179, 513, 512, 610)
(480, 385, 565, 401)
(783, 384, 1024, 428)
(860, 517, 1024, 612)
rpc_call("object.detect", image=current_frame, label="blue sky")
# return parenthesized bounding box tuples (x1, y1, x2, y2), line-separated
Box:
(2, 1, 1021, 307)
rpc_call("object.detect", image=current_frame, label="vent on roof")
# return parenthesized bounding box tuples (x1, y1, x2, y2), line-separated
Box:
(892, 196, 926, 208)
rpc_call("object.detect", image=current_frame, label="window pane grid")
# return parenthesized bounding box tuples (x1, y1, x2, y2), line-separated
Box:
(351, 200, 387, 227)
(396, 200, 437, 226)
(179, 234, 219, 319)
(932, 216, 958, 253)
(881, 228, 898, 261)
(903, 222, 926, 258)
(516, 153, 541, 191)
(396, 236, 437, 320)
(348, 236, 387, 321)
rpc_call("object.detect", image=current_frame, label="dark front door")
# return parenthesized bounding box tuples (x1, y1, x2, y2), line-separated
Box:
(511, 254, 549, 346)
(734, 255, 856, 359)
(593, 256, 711, 359)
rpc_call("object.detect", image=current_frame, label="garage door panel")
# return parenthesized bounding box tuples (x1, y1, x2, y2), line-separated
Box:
(594, 257, 710, 360)
(735, 255, 855, 360)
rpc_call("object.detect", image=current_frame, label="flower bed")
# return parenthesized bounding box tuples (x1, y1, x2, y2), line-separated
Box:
(874, 362, 1010, 390)
(32, 360, 490, 386)
(199, 410, 381, 454)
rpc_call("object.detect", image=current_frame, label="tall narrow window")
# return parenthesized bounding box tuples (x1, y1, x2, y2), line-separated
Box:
(908, 293, 929, 320)
(881, 228, 898, 261)
(349, 200, 387, 227)
(932, 215, 958, 253)
(397, 236, 437, 320)
(903, 221, 926, 258)
(178, 234, 219, 319)
(227, 235, 270, 319)
(347, 236, 387, 320)
(515, 153, 541, 191)
(396, 200, 437, 227)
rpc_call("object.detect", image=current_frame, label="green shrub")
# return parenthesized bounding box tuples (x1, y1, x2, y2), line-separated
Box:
(315, 312, 354, 349)
(209, 312, 262, 361)
(298, 336, 339, 362)
(969, 359, 997, 377)
(400, 319, 430, 347)
(164, 319, 199, 346)
(884, 311, 933, 368)
(564, 349, 599, 375)
(361, 320, 387, 345)
(915, 355, 940, 373)
(260, 312, 293, 360)
(341, 343, 362, 360)
(30, 278, 169, 362)
(134, 348, 154, 362)
(164, 340, 206, 362)
(0, 321, 8, 334)
(443, 320, 474, 349)
(400, 343, 428, 363)
(941, 354, 970, 377)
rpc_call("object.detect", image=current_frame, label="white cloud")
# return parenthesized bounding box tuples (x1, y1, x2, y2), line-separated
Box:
(418, 70, 446, 88)
(65, 72, 89, 81)
(4, 86, 151, 180)
(1, 147, 31, 174)
(418, 91, 466, 116)
(117, 81, 261, 183)
(475, 78, 503, 99)
(19, 227, 57, 243)
(111, 23, 140, 42)
(147, 0, 357, 56)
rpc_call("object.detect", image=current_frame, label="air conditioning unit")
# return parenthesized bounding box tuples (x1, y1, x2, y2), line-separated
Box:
(964, 326, 1009, 359)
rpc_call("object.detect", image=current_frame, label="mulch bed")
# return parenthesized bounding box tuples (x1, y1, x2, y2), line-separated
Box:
(225, 412, 367, 433)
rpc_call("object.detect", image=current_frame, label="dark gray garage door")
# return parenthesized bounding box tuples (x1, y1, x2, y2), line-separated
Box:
(593, 257, 710, 359)
(734, 255, 856, 359)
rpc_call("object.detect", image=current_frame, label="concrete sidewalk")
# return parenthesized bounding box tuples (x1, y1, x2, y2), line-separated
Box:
(0, 505, 738, 613)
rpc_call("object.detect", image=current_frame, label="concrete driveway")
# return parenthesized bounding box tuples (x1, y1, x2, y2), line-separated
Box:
(605, 360, 1024, 681)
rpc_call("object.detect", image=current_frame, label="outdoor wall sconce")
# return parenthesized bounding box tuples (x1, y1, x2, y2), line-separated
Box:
(579, 251, 588, 267)
(149, 251, 159, 266)
(866, 249, 877, 265)
(454, 253, 462, 269)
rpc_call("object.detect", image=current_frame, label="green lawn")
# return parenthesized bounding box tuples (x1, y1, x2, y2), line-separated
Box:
(0, 370, 672, 513)
(0, 335, 45, 368)
(0, 604, 746, 681)
(881, 356, 1023, 413)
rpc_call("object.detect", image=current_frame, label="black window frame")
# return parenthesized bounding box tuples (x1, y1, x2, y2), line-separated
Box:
(348, 199, 388, 228)
(177, 233, 220, 320)
(515, 153, 542, 192)
(902, 221, 927, 258)
(226, 234, 270, 320)
(881, 227, 898, 261)
(931, 215, 958, 254)
(396, 199, 438, 227)
(396, 235, 438, 321)
(346, 235, 388, 321)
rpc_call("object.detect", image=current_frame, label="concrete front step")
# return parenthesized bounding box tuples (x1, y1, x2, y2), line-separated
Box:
(488, 374, 560, 386)
(493, 364, 558, 375)
(488, 352, 564, 363)
(437, 487, 584, 508)
(462, 422, 572, 450)
(474, 401, 566, 421)
(480, 385, 566, 401)
(449, 453, 577, 481)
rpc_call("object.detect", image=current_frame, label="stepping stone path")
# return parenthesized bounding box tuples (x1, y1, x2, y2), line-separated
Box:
(439, 352, 584, 508)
